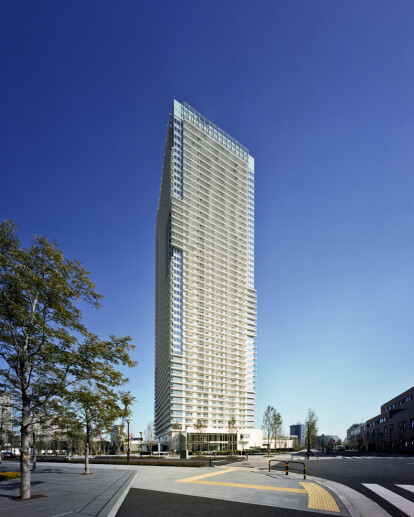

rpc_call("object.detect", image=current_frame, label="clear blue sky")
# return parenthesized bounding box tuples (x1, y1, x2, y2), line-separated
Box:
(1, 1, 413, 441)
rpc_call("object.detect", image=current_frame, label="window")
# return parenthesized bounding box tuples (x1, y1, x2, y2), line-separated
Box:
(402, 421, 407, 431)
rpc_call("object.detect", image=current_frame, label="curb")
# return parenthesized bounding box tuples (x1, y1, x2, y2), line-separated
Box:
(105, 470, 139, 517)
(310, 476, 392, 517)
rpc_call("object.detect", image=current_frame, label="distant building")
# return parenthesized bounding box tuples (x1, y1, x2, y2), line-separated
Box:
(366, 386, 414, 453)
(111, 424, 126, 454)
(262, 435, 298, 451)
(346, 423, 366, 450)
(316, 434, 340, 450)
(290, 423, 305, 446)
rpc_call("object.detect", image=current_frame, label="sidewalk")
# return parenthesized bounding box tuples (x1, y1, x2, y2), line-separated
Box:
(0, 462, 136, 517)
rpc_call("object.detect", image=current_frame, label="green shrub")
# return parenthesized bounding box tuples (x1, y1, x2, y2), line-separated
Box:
(0, 472, 21, 481)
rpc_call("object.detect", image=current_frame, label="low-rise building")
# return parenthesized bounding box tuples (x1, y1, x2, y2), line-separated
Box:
(365, 386, 414, 453)
(262, 435, 298, 451)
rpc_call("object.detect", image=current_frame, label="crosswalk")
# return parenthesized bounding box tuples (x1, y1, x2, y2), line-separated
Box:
(363, 484, 414, 517)
(337, 455, 409, 460)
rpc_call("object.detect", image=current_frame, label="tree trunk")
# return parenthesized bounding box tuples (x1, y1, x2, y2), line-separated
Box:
(84, 422, 90, 474)
(19, 396, 31, 499)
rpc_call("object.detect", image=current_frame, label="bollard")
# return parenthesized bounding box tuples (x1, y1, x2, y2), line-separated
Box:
(209, 457, 212, 467)
(285, 462, 288, 476)
(304, 464, 306, 479)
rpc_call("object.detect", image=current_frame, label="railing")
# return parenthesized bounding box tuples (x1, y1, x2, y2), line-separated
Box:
(269, 459, 306, 480)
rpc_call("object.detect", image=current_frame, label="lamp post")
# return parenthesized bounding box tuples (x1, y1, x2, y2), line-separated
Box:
(125, 418, 131, 464)
(306, 421, 311, 457)
(139, 431, 143, 457)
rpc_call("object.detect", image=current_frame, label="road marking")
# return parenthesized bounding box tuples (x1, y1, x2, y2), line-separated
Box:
(300, 482, 340, 513)
(396, 485, 414, 494)
(176, 468, 240, 483)
(177, 468, 341, 511)
(363, 484, 414, 516)
(216, 465, 259, 472)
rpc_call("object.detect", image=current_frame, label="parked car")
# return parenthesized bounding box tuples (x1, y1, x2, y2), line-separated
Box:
(2, 452, 17, 458)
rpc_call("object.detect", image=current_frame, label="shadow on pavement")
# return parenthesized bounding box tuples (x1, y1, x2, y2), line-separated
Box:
(117, 488, 323, 517)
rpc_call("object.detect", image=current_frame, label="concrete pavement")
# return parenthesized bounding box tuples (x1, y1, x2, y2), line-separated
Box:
(0, 461, 137, 517)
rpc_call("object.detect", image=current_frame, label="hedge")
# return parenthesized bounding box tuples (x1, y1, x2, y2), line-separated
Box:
(0, 472, 21, 481)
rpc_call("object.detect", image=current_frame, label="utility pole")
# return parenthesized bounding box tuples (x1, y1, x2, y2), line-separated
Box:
(306, 421, 311, 456)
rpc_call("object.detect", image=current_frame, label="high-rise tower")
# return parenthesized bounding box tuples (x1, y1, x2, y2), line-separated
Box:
(155, 101, 257, 446)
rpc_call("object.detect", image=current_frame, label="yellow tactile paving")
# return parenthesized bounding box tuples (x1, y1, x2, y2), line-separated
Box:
(176, 468, 240, 483)
(177, 468, 305, 493)
(300, 482, 340, 513)
(216, 466, 260, 472)
(183, 480, 306, 493)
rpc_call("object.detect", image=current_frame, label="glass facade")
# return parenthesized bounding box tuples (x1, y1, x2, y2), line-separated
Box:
(187, 433, 237, 453)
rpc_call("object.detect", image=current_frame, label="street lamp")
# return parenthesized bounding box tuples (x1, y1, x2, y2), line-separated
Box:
(125, 418, 131, 464)
(306, 421, 311, 457)
(139, 431, 143, 457)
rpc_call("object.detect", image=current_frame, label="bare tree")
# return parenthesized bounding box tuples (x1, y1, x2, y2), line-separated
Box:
(271, 411, 283, 453)
(262, 406, 275, 456)
(144, 421, 154, 456)
(305, 408, 318, 452)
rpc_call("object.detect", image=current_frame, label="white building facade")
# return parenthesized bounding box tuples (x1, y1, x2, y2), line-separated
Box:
(155, 101, 257, 445)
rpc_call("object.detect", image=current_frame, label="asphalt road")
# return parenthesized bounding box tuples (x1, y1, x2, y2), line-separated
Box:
(289, 453, 414, 517)
(117, 488, 327, 517)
